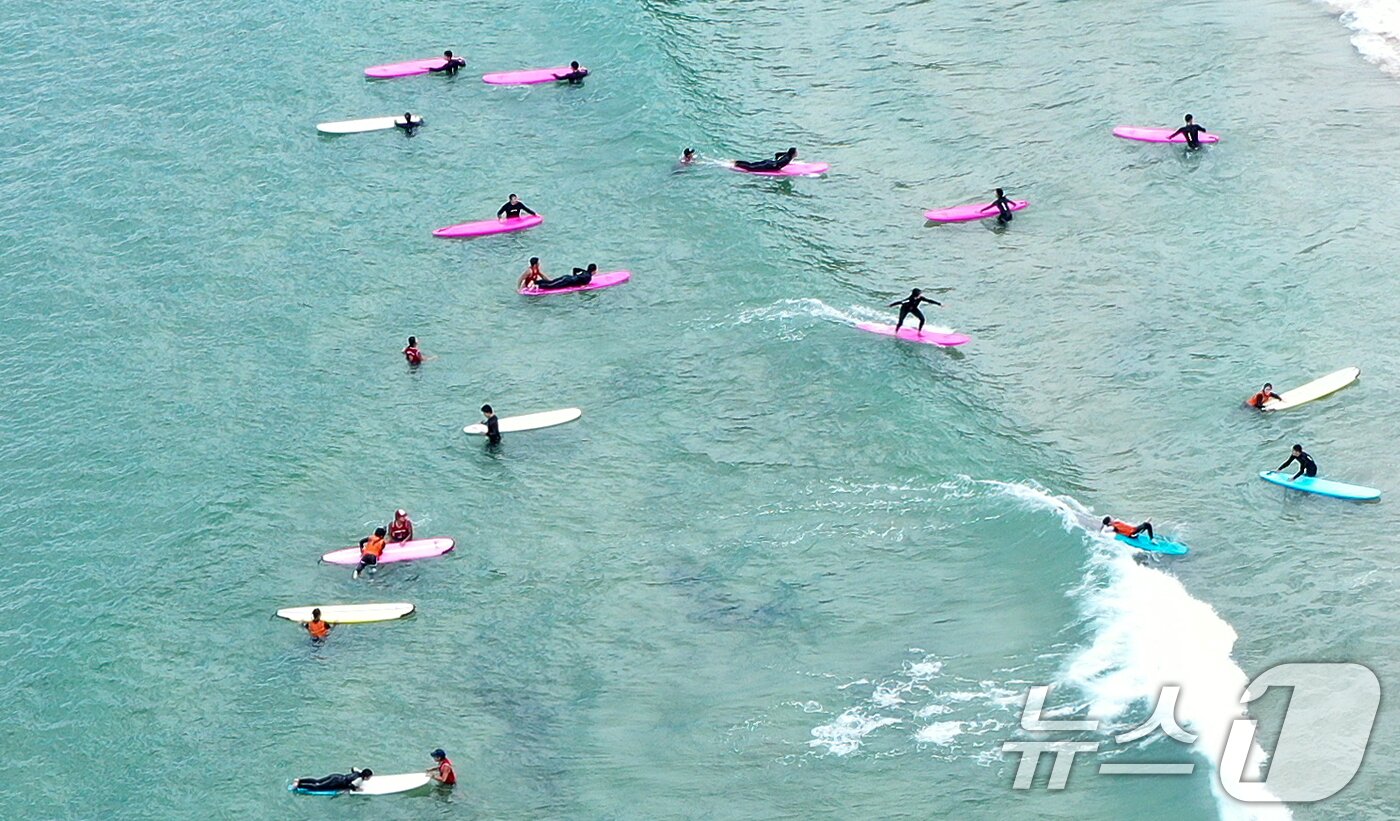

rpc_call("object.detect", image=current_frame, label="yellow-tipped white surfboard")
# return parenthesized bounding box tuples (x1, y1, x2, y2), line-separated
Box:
(275, 603, 415, 624)
(1263, 367, 1360, 411)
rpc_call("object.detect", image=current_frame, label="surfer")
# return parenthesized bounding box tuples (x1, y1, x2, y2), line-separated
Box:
(497, 194, 537, 221)
(1247, 382, 1283, 410)
(304, 608, 332, 642)
(353, 527, 387, 579)
(734, 147, 797, 172)
(680, 148, 696, 165)
(480, 404, 502, 444)
(535, 263, 596, 290)
(519, 257, 547, 289)
(1278, 444, 1318, 480)
(294, 768, 372, 793)
(1168, 114, 1208, 150)
(395, 112, 421, 134)
(388, 509, 414, 543)
(427, 749, 457, 786)
(888, 289, 942, 332)
(403, 336, 425, 366)
(428, 50, 465, 75)
(556, 61, 589, 83)
(981, 188, 1016, 224)
(1102, 516, 1154, 541)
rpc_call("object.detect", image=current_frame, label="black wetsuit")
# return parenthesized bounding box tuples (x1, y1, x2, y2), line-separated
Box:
(497, 201, 537, 219)
(990, 196, 1015, 224)
(1278, 451, 1318, 480)
(394, 117, 422, 133)
(888, 294, 941, 330)
(1169, 123, 1207, 149)
(734, 151, 794, 172)
(429, 57, 466, 76)
(485, 415, 501, 445)
(297, 771, 365, 792)
(537, 268, 594, 290)
(557, 68, 588, 84)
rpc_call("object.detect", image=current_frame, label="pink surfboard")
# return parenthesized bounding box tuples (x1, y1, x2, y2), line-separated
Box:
(856, 321, 970, 347)
(483, 66, 577, 85)
(433, 214, 543, 238)
(365, 58, 453, 79)
(321, 537, 456, 566)
(923, 200, 1028, 223)
(520, 270, 631, 296)
(727, 161, 829, 177)
(1112, 126, 1220, 144)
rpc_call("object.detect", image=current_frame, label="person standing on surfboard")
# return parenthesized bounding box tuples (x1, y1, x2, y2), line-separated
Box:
(1247, 383, 1283, 410)
(1278, 444, 1318, 480)
(981, 189, 1016, 224)
(304, 608, 332, 642)
(556, 61, 589, 83)
(388, 509, 414, 543)
(480, 404, 502, 444)
(519, 257, 547, 289)
(1168, 114, 1208, 150)
(427, 749, 457, 786)
(428, 50, 465, 75)
(497, 194, 537, 222)
(353, 527, 387, 579)
(888, 289, 942, 332)
(1102, 516, 1154, 541)
(294, 768, 372, 793)
(734, 147, 796, 172)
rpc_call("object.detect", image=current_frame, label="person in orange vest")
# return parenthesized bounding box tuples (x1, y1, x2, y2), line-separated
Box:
(427, 749, 457, 786)
(304, 608, 332, 642)
(1102, 516, 1153, 541)
(1247, 383, 1283, 410)
(353, 527, 387, 579)
(387, 509, 414, 543)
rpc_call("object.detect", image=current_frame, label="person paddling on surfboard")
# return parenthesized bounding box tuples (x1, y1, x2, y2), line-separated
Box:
(428, 50, 465, 75)
(304, 608, 332, 642)
(1247, 382, 1283, 410)
(394, 112, 422, 134)
(1102, 516, 1154, 541)
(734, 147, 797, 172)
(480, 404, 502, 444)
(1168, 114, 1208, 150)
(353, 527, 387, 579)
(519, 257, 547, 290)
(556, 61, 589, 84)
(294, 768, 372, 793)
(1278, 444, 1318, 481)
(497, 194, 537, 222)
(535, 263, 596, 290)
(388, 509, 414, 543)
(889, 289, 942, 332)
(981, 188, 1016, 224)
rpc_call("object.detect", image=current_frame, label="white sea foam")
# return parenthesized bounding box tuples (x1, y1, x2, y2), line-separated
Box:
(734, 298, 954, 334)
(1322, 0, 1400, 76)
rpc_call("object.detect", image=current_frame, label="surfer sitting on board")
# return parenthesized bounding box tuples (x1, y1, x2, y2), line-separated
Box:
(498, 194, 537, 222)
(734, 147, 797, 172)
(294, 768, 371, 793)
(535, 263, 596, 290)
(304, 608, 332, 642)
(1169, 114, 1207, 150)
(388, 509, 414, 543)
(428, 50, 465, 75)
(556, 61, 589, 83)
(1102, 516, 1154, 541)
(1247, 382, 1283, 410)
(394, 112, 421, 134)
(519, 257, 547, 289)
(888, 289, 942, 332)
(353, 528, 387, 579)
(1278, 444, 1318, 480)
(480, 404, 502, 444)
(981, 188, 1016, 224)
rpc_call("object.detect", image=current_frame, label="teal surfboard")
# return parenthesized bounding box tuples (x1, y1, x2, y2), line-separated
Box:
(1258, 471, 1381, 501)
(1114, 533, 1189, 556)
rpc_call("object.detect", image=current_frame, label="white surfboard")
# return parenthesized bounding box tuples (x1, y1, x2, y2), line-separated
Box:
(293, 772, 432, 796)
(316, 115, 422, 135)
(275, 602, 415, 624)
(1263, 367, 1360, 411)
(463, 407, 582, 435)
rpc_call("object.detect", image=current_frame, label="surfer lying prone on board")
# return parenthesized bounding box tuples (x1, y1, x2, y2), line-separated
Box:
(1102, 516, 1153, 540)
(294, 768, 372, 793)
(889, 289, 942, 331)
(535, 263, 596, 290)
(555, 61, 589, 83)
(353, 528, 387, 579)
(428, 50, 465, 75)
(734, 147, 797, 172)
(498, 194, 537, 221)
(1169, 114, 1208, 150)
(1247, 383, 1283, 410)
(982, 188, 1016, 224)
(1278, 444, 1317, 480)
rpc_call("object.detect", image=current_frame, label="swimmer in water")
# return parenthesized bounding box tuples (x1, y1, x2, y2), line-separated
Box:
(497, 194, 537, 221)
(304, 608, 332, 642)
(480, 404, 501, 444)
(680, 148, 696, 164)
(888, 288, 942, 332)
(395, 112, 422, 134)
(556, 61, 589, 83)
(734, 147, 796, 172)
(1277, 444, 1317, 480)
(403, 336, 425, 366)
(981, 188, 1015, 224)
(428, 50, 465, 75)
(1247, 382, 1283, 410)
(1169, 114, 1208, 150)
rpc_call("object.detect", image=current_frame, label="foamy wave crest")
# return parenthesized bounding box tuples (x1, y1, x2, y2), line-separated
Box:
(1323, 0, 1400, 76)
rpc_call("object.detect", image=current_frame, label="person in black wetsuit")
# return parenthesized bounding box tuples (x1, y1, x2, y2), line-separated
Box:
(981, 188, 1016, 224)
(428, 50, 465, 75)
(888, 288, 942, 331)
(556, 61, 589, 83)
(394, 112, 422, 135)
(680, 148, 696, 165)
(497, 194, 537, 221)
(1169, 114, 1207, 150)
(536, 263, 596, 290)
(734, 147, 797, 172)
(480, 404, 502, 444)
(294, 768, 372, 793)
(1278, 444, 1318, 480)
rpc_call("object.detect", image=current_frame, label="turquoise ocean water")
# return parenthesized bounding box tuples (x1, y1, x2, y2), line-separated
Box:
(3, 0, 1400, 818)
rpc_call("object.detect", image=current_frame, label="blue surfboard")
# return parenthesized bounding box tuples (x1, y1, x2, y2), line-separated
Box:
(1114, 532, 1189, 556)
(1258, 471, 1381, 501)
